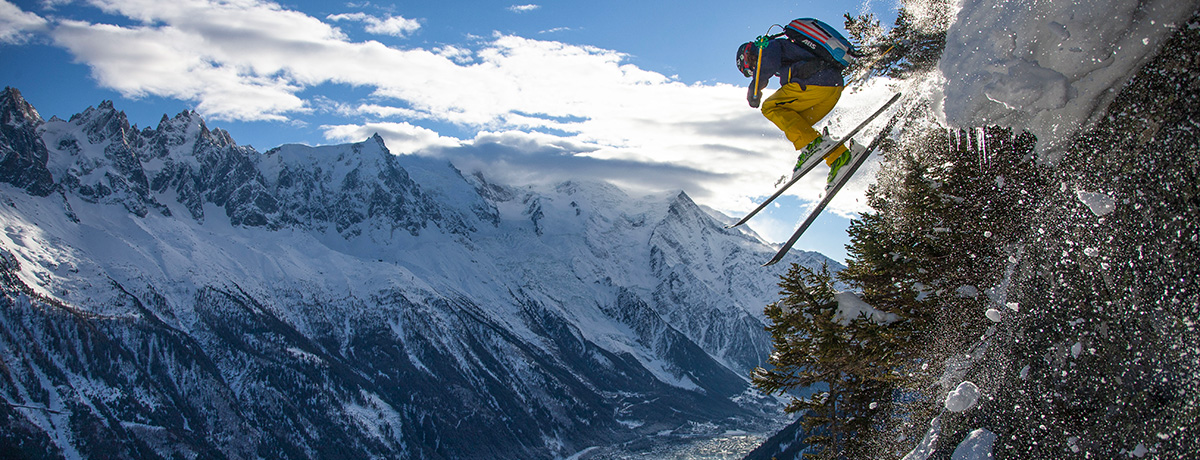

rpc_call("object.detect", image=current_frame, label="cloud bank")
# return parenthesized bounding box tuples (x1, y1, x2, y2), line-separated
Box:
(3, 0, 894, 240)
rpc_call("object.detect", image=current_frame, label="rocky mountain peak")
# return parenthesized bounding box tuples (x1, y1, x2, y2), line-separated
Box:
(207, 127, 235, 148)
(0, 87, 43, 127)
(369, 132, 387, 147)
(0, 87, 54, 196)
(70, 99, 134, 145)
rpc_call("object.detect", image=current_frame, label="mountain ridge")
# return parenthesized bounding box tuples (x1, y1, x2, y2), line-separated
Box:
(0, 87, 841, 459)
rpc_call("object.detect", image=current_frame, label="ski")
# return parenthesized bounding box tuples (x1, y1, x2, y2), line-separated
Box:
(726, 92, 902, 229)
(763, 109, 903, 266)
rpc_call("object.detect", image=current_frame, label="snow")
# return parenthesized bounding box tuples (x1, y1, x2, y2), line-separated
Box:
(0, 100, 820, 433)
(893, 1, 1200, 454)
(10, 0, 1195, 453)
(955, 285, 979, 298)
(565, 446, 600, 460)
(984, 308, 1003, 322)
(833, 291, 900, 326)
(342, 391, 407, 447)
(913, 282, 932, 301)
(901, 416, 942, 460)
(1129, 442, 1149, 457)
(951, 428, 996, 460)
(1076, 190, 1116, 216)
(944, 380, 980, 412)
(939, 0, 1197, 155)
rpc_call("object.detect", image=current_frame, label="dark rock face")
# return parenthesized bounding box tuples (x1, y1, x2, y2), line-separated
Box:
(0, 88, 55, 197)
(264, 135, 456, 238)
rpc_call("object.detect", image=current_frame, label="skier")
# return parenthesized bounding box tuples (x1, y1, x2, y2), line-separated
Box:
(737, 31, 852, 185)
(730, 20, 902, 265)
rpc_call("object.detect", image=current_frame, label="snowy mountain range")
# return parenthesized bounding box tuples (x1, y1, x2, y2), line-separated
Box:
(0, 87, 838, 459)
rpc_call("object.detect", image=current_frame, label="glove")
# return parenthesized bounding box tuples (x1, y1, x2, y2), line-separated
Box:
(748, 86, 761, 108)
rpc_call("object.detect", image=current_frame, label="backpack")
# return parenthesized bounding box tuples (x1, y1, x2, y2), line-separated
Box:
(780, 18, 857, 69)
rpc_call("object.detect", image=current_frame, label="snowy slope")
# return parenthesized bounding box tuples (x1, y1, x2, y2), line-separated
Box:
(740, 2, 1199, 459)
(939, 0, 1198, 156)
(912, 2, 1200, 460)
(0, 87, 837, 459)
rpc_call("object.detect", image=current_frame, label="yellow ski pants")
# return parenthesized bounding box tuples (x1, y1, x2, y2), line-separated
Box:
(761, 83, 848, 164)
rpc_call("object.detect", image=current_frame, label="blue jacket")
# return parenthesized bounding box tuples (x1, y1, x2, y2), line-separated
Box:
(750, 38, 844, 97)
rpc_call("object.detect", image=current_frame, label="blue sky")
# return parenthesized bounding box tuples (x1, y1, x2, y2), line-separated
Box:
(0, 0, 900, 262)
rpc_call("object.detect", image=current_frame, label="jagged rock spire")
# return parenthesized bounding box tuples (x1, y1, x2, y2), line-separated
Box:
(0, 87, 54, 196)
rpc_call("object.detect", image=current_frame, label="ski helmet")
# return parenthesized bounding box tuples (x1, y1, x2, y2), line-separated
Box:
(736, 42, 757, 77)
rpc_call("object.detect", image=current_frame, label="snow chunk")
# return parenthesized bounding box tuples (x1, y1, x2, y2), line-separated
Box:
(985, 308, 1003, 322)
(913, 282, 932, 301)
(834, 291, 900, 326)
(983, 60, 1070, 112)
(902, 416, 942, 460)
(939, 0, 1197, 154)
(1076, 190, 1116, 217)
(945, 381, 981, 412)
(1130, 442, 1149, 457)
(952, 428, 997, 460)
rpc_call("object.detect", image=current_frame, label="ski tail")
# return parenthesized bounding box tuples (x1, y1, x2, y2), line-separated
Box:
(727, 93, 902, 229)
(763, 107, 905, 266)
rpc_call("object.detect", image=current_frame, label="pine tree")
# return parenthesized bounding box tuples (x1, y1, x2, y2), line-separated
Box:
(842, 0, 951, 81)
(753, 262, 911, 458)
(846, 124, 1046, 452)
(755, 115, 1049, 457)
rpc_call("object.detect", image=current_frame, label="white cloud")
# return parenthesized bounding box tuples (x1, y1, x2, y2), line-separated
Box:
(50, 19, 306, 121)
(44, 0, 414, 120)
(8, 0, 896, 222)
(322, 122, 461, 154)
(352, 103, 427, 120)
(508, 4, 539, 13)
(0, 0, 48, 44)
(327, 12, 420, 38)
(433, 45, 474, 64)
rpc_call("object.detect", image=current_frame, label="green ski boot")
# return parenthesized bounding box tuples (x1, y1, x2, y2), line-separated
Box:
(825, 139, 866, 189)
(825, 147, 853, 188)
(792, 135, 828, 179)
